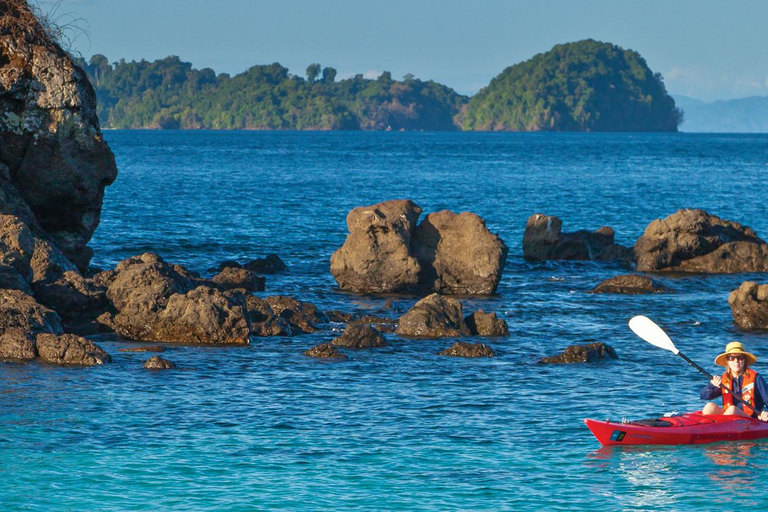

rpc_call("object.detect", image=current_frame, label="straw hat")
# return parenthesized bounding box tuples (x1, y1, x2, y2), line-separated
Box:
(714, 342, 757, 367)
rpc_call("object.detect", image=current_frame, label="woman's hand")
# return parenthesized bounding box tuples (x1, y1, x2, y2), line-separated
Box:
(759, 410, 768, 422)
(711, 375, 722, 387)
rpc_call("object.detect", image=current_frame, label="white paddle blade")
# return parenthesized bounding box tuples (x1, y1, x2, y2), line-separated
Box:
(628, 316, 679, 354)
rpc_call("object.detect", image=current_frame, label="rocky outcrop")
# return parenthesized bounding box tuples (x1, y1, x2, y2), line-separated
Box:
(305, 343, 346, 359)
(331, 200, 506, 295)
(396, 293, 471, 338)
(331, 323, 387, 349)
(101, 253, 250, 344)
(330, 200, 423, 293)
(265, 295, 327, 334)
(539, 343, 618, 364)
(211, 267, 265, 292)
(590, 274, 666, 294)
(0, 328, 35, 360)
(634, 209, 768, 273)
(439, 341, 495, 357)
(35, 333, 111, 365)
(0, 1, 117, 270)
(143, 356, 176, 369)
(523, 214, 631, 262)
(0, 288, 62, 335)
(412, 210, 508, 294)
(243, 295, 292, 336)
(729, 281, 768, 330)
(244, 254, 287, 274)
(464, 310, 508, 336)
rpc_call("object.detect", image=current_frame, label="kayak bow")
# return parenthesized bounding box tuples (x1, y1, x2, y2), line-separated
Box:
(585, 412, 768, 446)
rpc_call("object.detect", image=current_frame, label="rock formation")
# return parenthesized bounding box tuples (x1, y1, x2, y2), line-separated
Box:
(590, 274, 666, 294)
(331, 200, 506, 294)
(539, 343, 618, 364)
(523, 214, 631, 262)
(464, 310, 509, 336)
(305, 343, 346, 359)
(634, 209, 768, 273)
(0, 0, 117, 270)
(729, 281, 768, 330)
(396, 293, 471, 338)
(439, 341, 495, 357)
(331, 323, 387, 349)
(143, 356, 176, 369)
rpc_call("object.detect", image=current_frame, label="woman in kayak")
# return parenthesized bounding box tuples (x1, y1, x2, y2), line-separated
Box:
(701, 342, 768, 421)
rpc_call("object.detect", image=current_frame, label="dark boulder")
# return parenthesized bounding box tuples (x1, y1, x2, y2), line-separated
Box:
(265, 295, 327, 334)
(439, 341, 495, 357)
(523, 214, 631, 262)
(243, 295, 292, 336)
(211, 267, 265, 292)
(305, 343, 346, 359)
(729, 281, 768, 330)
(634, 209, 768, 273)
(396, 293, 471, 338)
(539, 343, 618, 364)
(331, 324, 387, 349)
(143, 356, 176, 369)
(412, 210, 507, 294)
(330, 200, 422, 293)
(36, 333, 112, 365)
(590, 274, 666, 294)
(244, 254, 287, 274)
(464, 310, 509, 336)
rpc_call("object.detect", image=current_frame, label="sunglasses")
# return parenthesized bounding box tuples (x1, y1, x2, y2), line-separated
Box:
(727, 355, 746, 361)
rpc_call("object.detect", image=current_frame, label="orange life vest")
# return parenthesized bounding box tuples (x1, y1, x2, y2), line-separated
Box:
(722, 368, 757, 416)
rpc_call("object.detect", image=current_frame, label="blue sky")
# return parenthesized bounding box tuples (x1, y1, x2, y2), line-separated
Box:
(48, 0, 768, 101)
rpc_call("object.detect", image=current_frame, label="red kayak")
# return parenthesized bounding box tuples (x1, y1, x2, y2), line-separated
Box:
(585, 412, 768, 446)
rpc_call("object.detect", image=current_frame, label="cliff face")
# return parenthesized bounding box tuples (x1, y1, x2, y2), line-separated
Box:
(0, 0, 117, 270)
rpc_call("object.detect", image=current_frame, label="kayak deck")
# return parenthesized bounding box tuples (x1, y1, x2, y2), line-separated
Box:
(585, 412, 768, 446)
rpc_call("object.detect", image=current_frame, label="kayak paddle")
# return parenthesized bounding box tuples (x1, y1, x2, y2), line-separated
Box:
(628, 315, 762, 417)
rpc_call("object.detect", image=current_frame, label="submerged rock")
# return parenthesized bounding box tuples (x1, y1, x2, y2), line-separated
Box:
(539, 343, 618, 364)
(331, 324, 387, 349)
(305, 343, 346, 359)
(396, 293, 471, 338)
(729, 281, 768, 330)
(523, 214, 631, 262)
(143, 356, 176, 369)
(634, 209, 768, 273)
(590, 275, 666, 294)
(439, 341, 495, 357)
(265, 295, 327, 334)
(244, 254, 288, 274)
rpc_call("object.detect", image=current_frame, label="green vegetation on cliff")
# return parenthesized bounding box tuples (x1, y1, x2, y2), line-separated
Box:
(78, 56, 466, 131)
(78, 40, 681, 132)
(461, 40, 681, 132)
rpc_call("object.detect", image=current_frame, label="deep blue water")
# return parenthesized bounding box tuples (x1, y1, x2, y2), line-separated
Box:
(3, 131, 768, 510)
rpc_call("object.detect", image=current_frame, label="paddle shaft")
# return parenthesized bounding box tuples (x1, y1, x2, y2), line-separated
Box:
(676, 351, 762, 417)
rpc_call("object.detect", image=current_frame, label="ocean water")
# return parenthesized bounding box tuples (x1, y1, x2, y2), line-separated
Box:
(3, 131, 768, 510)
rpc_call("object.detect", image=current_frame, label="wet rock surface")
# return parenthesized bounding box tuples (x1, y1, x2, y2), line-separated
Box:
(211, 267, 265, 292)
(634, 209, 768, 273)
(396, 293, 471, 338)
(439, 341, 495, 357)
(305, 343, 346, 359)
(523, 214, 631, 262)
(0, 288, 63, 336)
(244, 254, 287, 274)
(465, 310, 509, 336)
(331, 323, 387, 349)
(729, 281, 768, 330)
(590, 274, 666, 294)
(35, 333, 111, 365)
(539, 343, 618, 364)
(265, 295, 327, 334)
(143, 356, 176, 369)
(0, 328, 36, 360)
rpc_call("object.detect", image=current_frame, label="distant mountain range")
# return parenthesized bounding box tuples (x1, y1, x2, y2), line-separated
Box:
(675, 95, 768, 133)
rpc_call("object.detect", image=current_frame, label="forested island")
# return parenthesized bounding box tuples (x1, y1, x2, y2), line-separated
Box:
(78, 40, 681, 132)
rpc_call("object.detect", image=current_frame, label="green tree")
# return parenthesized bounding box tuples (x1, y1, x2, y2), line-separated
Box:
(306, 63, 321, 83)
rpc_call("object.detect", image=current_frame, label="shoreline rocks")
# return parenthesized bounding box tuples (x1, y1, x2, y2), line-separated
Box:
(590, 275, 666, 294)
(539, 343, 618, 364)
(396, 293, 471, 338)
(439, 341, 495, 357)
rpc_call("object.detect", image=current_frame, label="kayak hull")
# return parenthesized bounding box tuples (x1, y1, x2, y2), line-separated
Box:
(585, 412, 768, 446)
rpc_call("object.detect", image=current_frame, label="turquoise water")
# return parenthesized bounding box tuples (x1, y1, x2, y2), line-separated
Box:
(3, 132, 768, 510)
